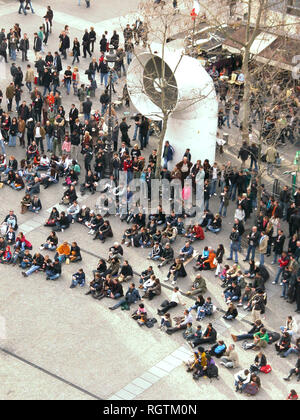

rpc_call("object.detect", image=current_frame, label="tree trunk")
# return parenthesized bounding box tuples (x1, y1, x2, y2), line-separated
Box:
(256, 134, 263, 217)
(242, 48, 250, 143)
(155, 114, 169, 179)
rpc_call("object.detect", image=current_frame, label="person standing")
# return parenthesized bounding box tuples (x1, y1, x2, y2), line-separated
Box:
(33, 33, 42, 60)
(82, 29, 91, 58)
(6, 82, 15, 113)
(18, 0, 27, 15)
(89, 27, 96, 53)
(43, 6, 53, 33)
(59, 31, 70, 60)
(25, 0, 35, 14)
(19, 33, 29, 62)
(0, 37, 8, 63)
(266, 144, 277, 176)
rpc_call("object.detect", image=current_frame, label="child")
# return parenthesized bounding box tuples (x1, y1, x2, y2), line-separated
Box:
(183, 322, 195, 340)
(0, 246, 12, 263)
(62, 135, 71, 154)
(6, 226, 16, 244)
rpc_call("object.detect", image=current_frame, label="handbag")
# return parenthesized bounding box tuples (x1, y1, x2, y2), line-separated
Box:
(260, 364, 272, 374)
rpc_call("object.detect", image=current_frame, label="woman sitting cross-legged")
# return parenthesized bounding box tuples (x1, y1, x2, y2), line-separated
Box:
(223, 302, 238, 320)
(69, 241, 82, 263)
(206, 214, 222, 234)
(54, 211, 70, 232)
(164, 257, 187, 286)
(28, 195, 42, 214)
(44, 207, 60, 227)
(40, 231, 58, 251)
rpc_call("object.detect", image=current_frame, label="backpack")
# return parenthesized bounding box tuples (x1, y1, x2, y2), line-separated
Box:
(145, 318, 157, 328)
(206, 364, 219, 380)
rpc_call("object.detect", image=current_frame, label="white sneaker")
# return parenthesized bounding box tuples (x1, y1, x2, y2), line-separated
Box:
(171, 280, 177, 286)
(164, 278, 169, 282)
(280, 282, 283, 286)
(40, 246, 44, 250)
(72, 219, 74, 224)
(272, 281, 276, 284)
(61, 228, 64, 232)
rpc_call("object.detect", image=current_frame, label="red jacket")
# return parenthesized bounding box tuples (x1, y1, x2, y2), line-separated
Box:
(193, 225, 205, 240)
(278, 255, 289, 268)
(123, 160, 132, 172)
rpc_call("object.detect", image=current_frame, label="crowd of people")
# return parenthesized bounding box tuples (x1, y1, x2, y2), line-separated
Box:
(0, 0, 299, 400)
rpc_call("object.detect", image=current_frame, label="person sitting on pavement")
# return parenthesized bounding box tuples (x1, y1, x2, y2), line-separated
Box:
(231, 319, 264, 342)
(223, 302, 238, 321)
(220, 344, 239, 369)
(164, 257, 187, 285)
(22, 252, 44, 277)
(118, 260, 134, 283)
(186, 274, 207, 296)
(189, 322, 217, 348)
(108, 282, 141, 310)
(283, 354, 300, 382)
(165, 309, 193, 335)
(185, 223, 205, 242)
(179, 241, 194, 261)
(157, 286, 185, 315)
(70, 268, 86, 288)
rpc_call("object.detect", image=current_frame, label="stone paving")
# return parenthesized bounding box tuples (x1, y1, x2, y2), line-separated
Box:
(0, 0, 299, 401)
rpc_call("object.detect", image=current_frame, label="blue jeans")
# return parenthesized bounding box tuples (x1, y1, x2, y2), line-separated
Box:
(223, 114, 230, 128)
(250, 157, 258, 170)
(43, 243, 56, 251)
(245, 245, 256, 261)
(25, 265, 40, 275)
(0, 139, 5, 154)
(27, 1, 34, 12)
(133, 124, 139, 141)
(230, 184, 237, 201)
(43, 86, 51, 97)
(26, 82, 32, 92)
(274, 266, 283, 284)
(71, 277, 85, 287)
(18, 4, 27, 14)
(281, 281, 289, 298)
(280, 201, 289, 221)
(126, 52, 132, 66)
(219, 202, 227, 217)
(259, 253, 264, 265)
(11, 49, 16, 60)
(65, 80, 71, 95)
(8, 135, 17, 147)
(207, 226, 220, 233)
(46, 134, 53, 152)
(229, 243, 238, 263)
(209, 179, 217, 196)
(46, 272, 60, 280)
(100, 73, 108, 86)
(283, 347, 299, 357)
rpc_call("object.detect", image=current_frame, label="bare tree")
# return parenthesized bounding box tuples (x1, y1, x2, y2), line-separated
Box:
(126, 0, 216, 178)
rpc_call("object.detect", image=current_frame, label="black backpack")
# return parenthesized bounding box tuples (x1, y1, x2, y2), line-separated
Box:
(206, 364, 219, 380)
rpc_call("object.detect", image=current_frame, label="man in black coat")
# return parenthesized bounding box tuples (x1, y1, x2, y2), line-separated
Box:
(42, 68, 52, 96)
(59, 31, 70, 59)
(120, 117, 131, 147)
(69, 104, 78, 133)
(33, 33, 42, 60)
(53, 51, 62, 73)
(272, 229, 285, 264)
(82, 97, 92, 120)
